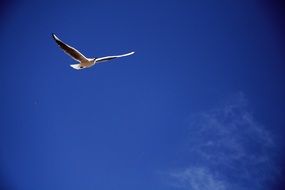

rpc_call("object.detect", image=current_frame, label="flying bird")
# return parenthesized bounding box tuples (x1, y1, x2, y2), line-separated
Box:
(52, 33, 135, 70)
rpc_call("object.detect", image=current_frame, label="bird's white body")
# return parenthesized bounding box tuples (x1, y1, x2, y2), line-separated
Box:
(52, 34, 134, 70)
(70, 58, 96, 70)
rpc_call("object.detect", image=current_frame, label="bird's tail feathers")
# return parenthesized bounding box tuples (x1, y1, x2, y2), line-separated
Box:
(70, 64, 84, 70)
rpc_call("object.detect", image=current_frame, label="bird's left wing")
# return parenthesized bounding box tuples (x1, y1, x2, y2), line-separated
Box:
(95, 52, 135, 63)
(52, 33, 88, 62)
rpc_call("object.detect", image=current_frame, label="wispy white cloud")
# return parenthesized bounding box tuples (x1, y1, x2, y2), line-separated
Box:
(169, 167, 226, 190)
(166, 92, 278, 190)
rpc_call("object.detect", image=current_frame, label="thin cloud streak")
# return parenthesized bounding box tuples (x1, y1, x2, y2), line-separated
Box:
(169, 167, 226, 190)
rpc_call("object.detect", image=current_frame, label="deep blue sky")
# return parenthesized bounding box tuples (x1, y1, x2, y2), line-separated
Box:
(1, 1, 285, 190)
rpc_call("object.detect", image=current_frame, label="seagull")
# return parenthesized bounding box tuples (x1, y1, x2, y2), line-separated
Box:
(52, 33, 135, 70)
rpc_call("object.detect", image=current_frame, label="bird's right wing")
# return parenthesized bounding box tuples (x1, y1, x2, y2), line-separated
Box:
(52, 34, 88, 62)
(95, 51, 135, 63)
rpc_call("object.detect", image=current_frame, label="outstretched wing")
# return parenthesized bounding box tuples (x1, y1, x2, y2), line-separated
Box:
(52, 33, 88, 62)
(95, 51, 135, 63)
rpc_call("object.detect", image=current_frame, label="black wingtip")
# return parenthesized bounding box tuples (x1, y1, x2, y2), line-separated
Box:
(51, 33, 57, 40)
